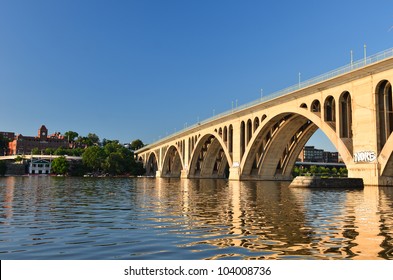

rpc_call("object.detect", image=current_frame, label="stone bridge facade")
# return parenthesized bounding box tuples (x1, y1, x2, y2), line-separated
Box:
(137, 49, 393, 186)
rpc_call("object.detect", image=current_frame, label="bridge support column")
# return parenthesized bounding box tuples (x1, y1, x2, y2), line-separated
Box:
(228, 121, 242, 181)
(181, 169, 189, 179)
(229, 166, 241, 181)
(348, 163, 389, 186)
(155, 170, 162, 178)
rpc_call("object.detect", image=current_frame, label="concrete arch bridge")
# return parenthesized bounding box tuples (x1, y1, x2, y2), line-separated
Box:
(136, 48, 393, 186)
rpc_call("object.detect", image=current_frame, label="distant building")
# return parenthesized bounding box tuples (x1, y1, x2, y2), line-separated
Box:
(298, 146, 339, 163)
(323, 151, 339, 163)
(0, 131, 15, 155)
(1, 131, 15, 140)
(7, 125, 69, 155)
(29, 159, 51, 175)
(299, 146, 324, 162)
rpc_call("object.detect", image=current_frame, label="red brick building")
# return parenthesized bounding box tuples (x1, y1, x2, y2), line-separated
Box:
(1, 131, 15, 140)
(7, 125, 69, 155)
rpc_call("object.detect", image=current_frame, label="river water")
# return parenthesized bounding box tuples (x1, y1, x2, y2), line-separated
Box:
(0, 176, 392, 260)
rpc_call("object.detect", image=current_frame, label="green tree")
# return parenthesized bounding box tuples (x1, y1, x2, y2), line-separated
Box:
(69, 160, 87, 176)
(102, 138, 119, 147)
(14, 155, 25, 163)
(102, 142, 133, 175)
(292, 166, 300, 177)
(70, 147, 84, 157)
(339, 167, 348, 177)
(64, 131, 79, 142)
(77, 136, 92, 147)
(87, 133, 100, 145)
(45, 148, 55, 155)
(130, 139, 145, 151)
(104, 142, 120, 155)
(104, 152, 125, 175)
(130, 160, 145, 176)
(309, 165, 317, 175)
(51, 156, 69, 175)
(31, 147, 40, 155)
(54, 146, 68, 156)
(82, 146, 106, 172)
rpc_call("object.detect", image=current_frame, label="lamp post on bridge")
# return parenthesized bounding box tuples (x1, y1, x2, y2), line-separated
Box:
(364, 44, 367, 64)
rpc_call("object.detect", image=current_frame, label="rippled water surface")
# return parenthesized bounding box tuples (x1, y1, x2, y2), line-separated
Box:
(1, 176, 393, 260)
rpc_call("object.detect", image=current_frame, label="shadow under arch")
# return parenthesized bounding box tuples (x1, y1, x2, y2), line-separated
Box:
(146, 151, 159, 176)
(188, 131, 232, 179)
(240, 108, 353, 180)
(161, 144, 184, 178)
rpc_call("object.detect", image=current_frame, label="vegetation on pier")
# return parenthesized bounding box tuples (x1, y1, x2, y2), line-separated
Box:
(292, 166, 348, 178)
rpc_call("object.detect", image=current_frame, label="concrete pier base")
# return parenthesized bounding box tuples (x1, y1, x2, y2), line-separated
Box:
(289, 176, 364, 188)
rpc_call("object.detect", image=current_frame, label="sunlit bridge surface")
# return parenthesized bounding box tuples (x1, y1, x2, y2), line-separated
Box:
(1, 176, 392, 260)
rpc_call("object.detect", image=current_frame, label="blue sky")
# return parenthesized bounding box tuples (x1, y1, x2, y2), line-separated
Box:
(1, 0, 392, 152)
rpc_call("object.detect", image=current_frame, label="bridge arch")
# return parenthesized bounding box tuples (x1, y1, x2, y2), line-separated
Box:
(376, 80, 393, 153)
(311, 99, 321, 115)
(254, 117, 260, 132)
(240, 107, 353, 180)
(188, 131, 232, 179)
(339, 91, 352, 138)
(146, 151, 159, 176)
(161, 144, 184, 178)
(324, 95, 336, 130)
(376, 80, 393, 177)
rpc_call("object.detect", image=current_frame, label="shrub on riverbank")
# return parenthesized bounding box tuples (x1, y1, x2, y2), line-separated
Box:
(82, 141, 145, 176)
(292, 166, 347, 177)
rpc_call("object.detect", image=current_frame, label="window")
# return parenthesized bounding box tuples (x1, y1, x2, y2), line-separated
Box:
(340, 91, 352, 138)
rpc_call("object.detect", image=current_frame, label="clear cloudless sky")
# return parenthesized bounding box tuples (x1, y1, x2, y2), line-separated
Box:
(1, 0, 392, 152)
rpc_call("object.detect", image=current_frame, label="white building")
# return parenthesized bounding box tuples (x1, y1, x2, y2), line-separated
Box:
(29, 159, 51, 175)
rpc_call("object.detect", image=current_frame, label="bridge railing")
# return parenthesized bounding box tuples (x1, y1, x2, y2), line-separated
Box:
(142, 47, 393, 151)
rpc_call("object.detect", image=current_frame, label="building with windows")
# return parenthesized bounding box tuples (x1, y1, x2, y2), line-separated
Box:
(298, 146, 339, 163)
(299, 146, 324, 162)
(29, 159, 51, 174)
(1, 131, 15, 141)
(6, 125, 68, 155)
(323, 151, 339, 163)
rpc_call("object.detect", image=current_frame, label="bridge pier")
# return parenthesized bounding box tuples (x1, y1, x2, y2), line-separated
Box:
(181, 169, 189, 179)
(155, 170, 162, 178)
(228, 166, 241, 181)
(348, 163, 393, 186)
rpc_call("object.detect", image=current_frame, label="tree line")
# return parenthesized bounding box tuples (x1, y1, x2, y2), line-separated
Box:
(50, 135, 146, 176)
(0, 131, 147, 177)
(51, 141, 145, 176)
(292, 165, 348, 177)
